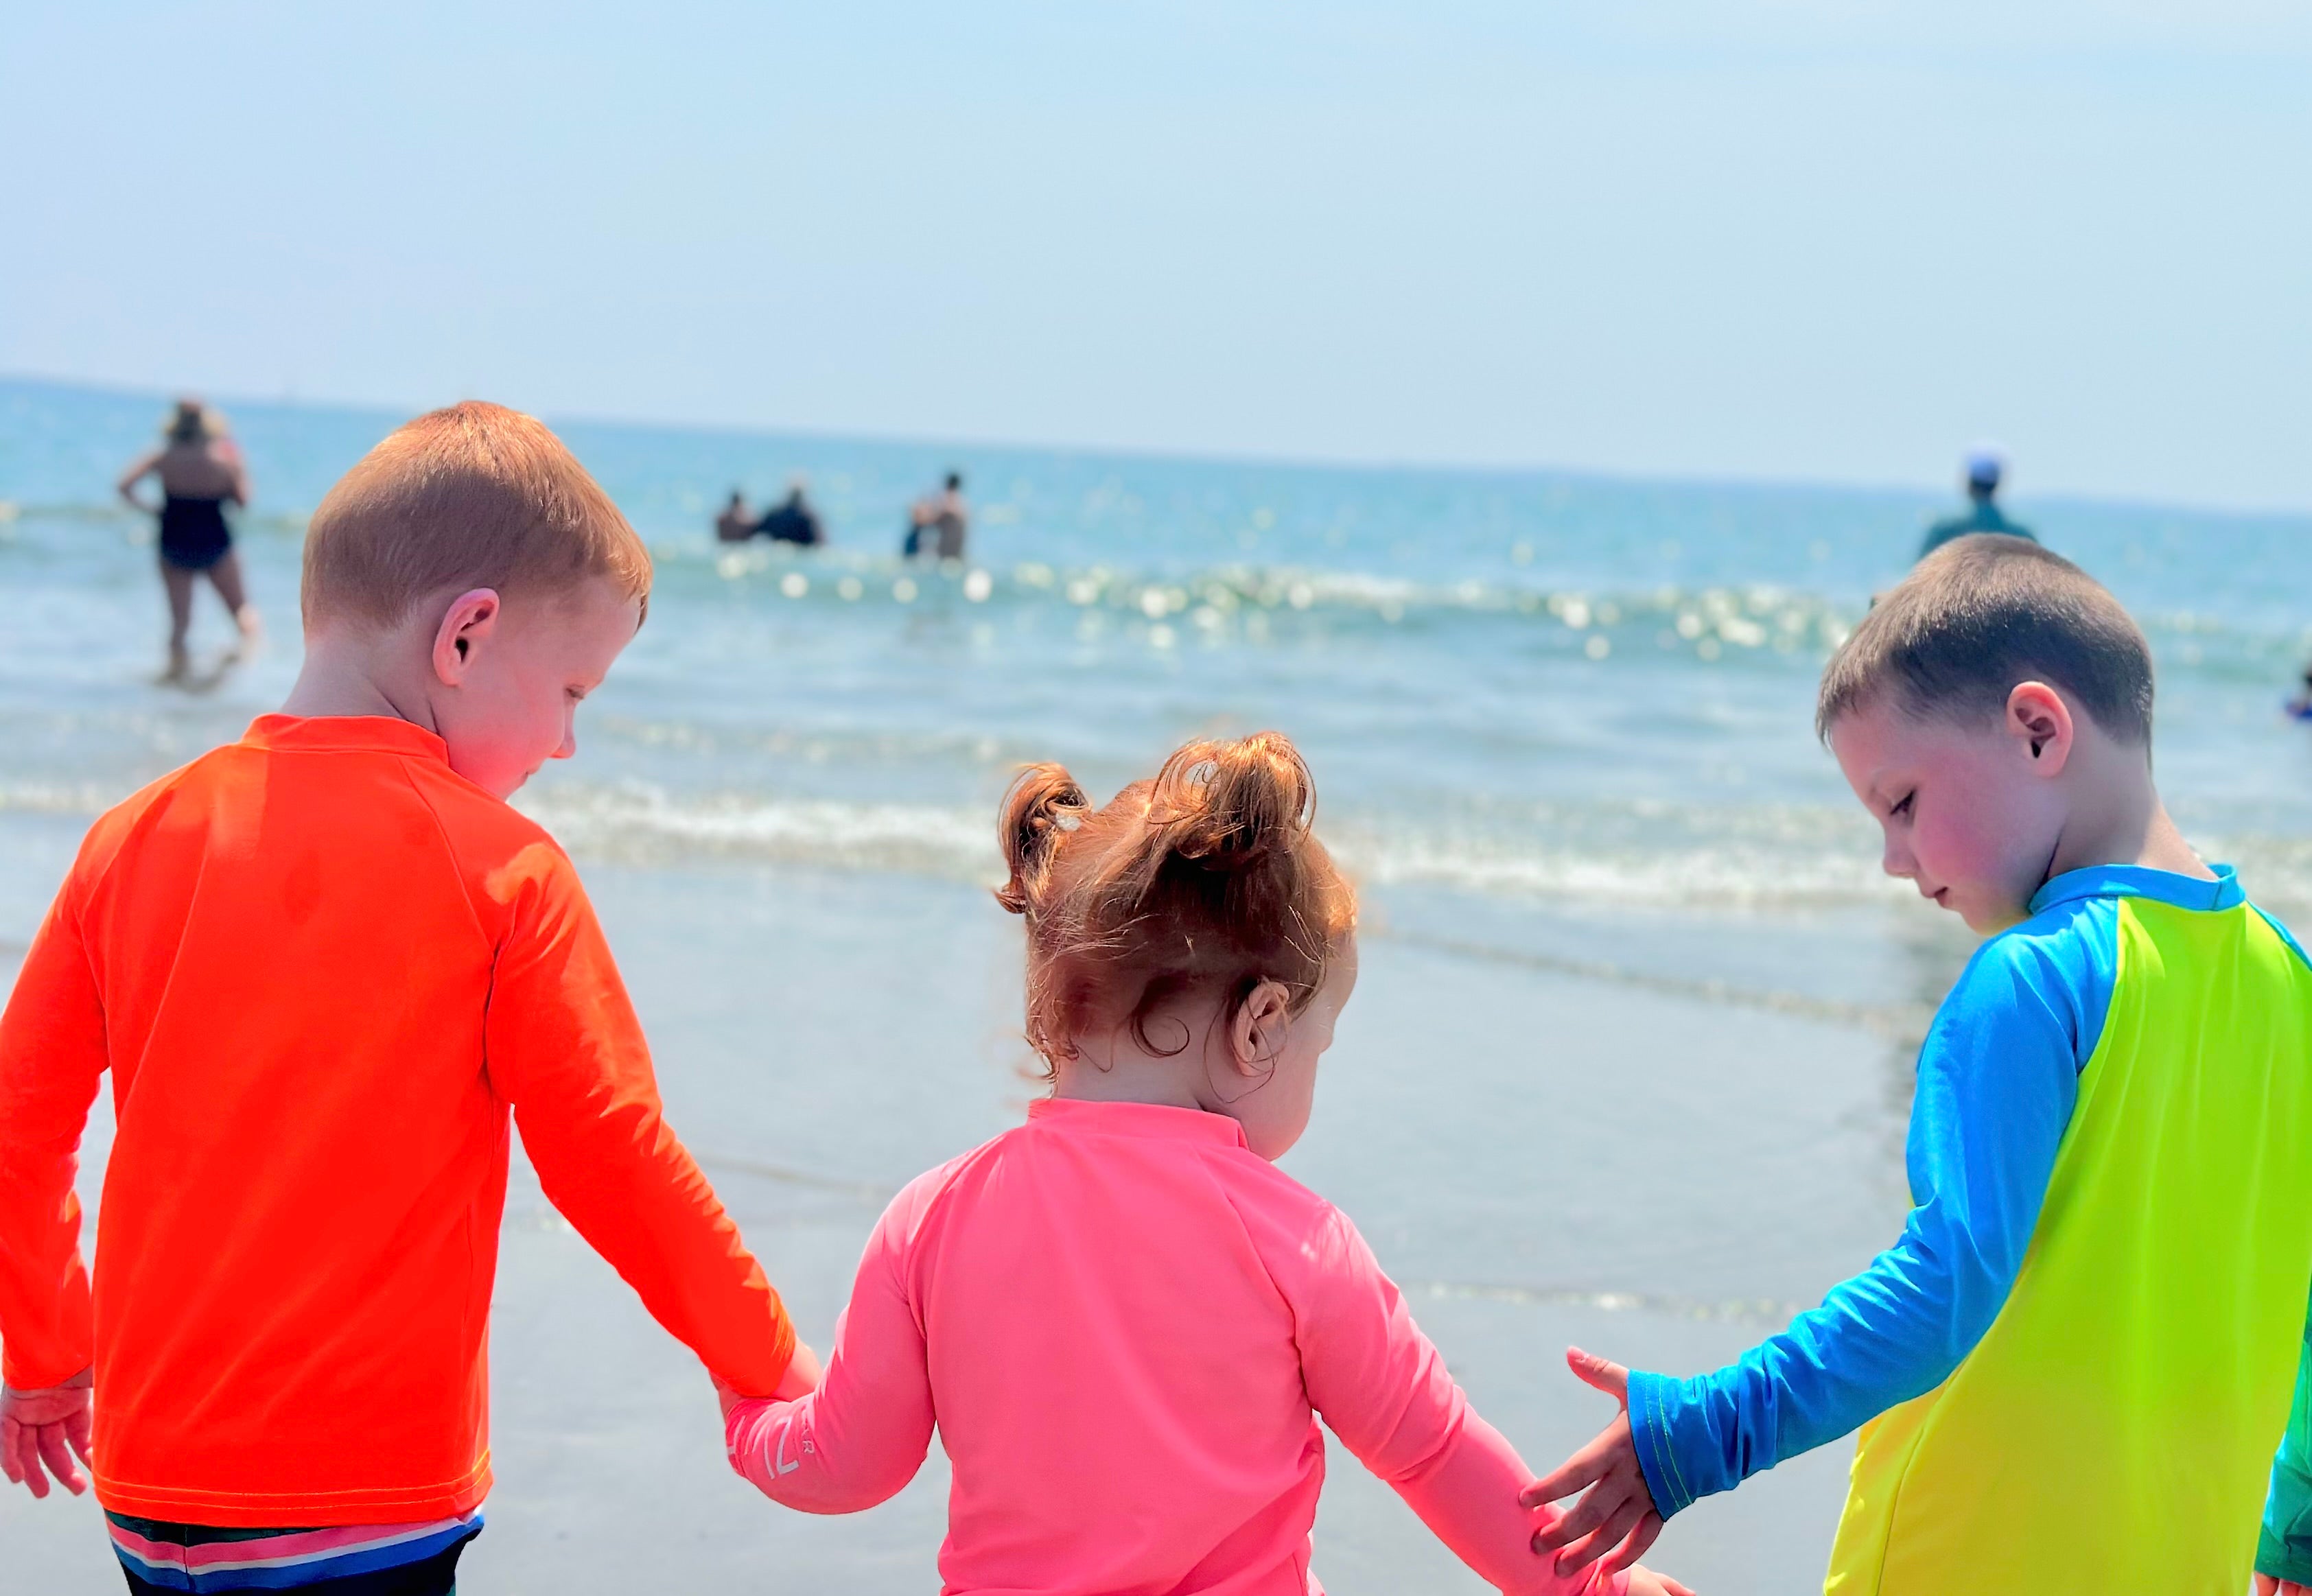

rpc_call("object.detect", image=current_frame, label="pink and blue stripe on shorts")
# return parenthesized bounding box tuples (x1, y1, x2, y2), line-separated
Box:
(106, 1510, 483, 1592)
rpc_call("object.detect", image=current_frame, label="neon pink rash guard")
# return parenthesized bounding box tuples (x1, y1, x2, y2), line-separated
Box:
(727, 1098, 1626, 1595)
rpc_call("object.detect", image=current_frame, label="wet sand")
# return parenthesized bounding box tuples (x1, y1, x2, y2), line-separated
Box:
(1, 858, 1902, 1593)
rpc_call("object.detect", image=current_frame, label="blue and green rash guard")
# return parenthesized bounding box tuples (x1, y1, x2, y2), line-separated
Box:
(1624, 864, 2312, 1593)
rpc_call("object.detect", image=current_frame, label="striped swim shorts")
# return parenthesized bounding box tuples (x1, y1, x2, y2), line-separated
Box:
(106, 1510, 483, 1593)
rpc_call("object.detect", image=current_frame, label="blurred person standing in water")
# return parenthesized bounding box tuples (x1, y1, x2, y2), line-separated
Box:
(1919, 445, 2035, 562)
(716, 489, 756, 542)
(904, 470, 968, 560)
(117, 398, 262, 681)
(756, 476, 826, 546)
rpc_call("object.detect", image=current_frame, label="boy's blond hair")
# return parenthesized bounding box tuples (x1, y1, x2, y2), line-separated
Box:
(301, 401, 650, 631)
(1817, 534, 2153, 744)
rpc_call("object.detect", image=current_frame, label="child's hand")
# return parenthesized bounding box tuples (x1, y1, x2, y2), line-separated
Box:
(1523, 1348, 1663, 1576)
(2255, 1577, 2309, 1596)
(713, 1342, 824, 1421)
(1622, 1565, 1696, 1596)
(1, 1368, 93, 1499)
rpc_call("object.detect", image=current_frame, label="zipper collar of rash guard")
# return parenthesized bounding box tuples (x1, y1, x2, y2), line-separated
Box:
(2029, 862, 2243, 918)
(240, 714, 452, 765)
(1027, 1096, 1252, 1150)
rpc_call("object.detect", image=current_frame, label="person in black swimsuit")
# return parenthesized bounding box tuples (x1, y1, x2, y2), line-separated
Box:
(159, 493, 234, 570)
(117, 399, 261, 681)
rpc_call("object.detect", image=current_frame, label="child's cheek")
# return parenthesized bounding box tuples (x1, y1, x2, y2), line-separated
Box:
(1928, 797, 1999, 886)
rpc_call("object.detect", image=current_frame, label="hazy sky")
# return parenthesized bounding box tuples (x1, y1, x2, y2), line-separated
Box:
(6, 2, 2308, 509)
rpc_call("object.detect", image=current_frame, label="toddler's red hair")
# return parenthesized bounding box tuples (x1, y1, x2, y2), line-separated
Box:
(996, 731, 1357, 1075)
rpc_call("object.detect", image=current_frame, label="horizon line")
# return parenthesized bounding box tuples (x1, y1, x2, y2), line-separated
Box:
(8, 367, 2307, 528)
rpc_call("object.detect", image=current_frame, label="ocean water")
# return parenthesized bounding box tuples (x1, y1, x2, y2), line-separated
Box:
(13, 377, 2312, 938)
(5, 375, 2311, 1591)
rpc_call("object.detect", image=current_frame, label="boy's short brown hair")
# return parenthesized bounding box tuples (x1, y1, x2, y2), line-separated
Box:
(1817, 534, 2153, 743)
(301, 401, 650, 631)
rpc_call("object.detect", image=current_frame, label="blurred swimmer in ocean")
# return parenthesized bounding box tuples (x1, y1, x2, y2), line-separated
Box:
(755, 476, 826, 546)
(1919, 445, 2035, 561)
(716, 489, 756, 542)
(116, 398, 262, 681)
(904, 470, 968, 560)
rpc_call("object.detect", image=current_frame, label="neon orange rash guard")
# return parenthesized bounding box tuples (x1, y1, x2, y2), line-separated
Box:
(0, 714, 796, 1525)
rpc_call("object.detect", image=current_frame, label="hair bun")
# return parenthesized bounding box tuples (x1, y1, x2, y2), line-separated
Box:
(995, 764, 1090, 914)
(1150, 732, 1313, 873)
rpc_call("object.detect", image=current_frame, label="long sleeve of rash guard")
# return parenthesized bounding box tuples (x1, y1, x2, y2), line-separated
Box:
(1625, 910, 2114, 1516)
(0, 872, 104, 1389)
(2262, 1295, 2312, 1584)
(724, 1177, 935, 1514)
(482, 843, 797, 1398)
(1290, 1204, 1628, 1595)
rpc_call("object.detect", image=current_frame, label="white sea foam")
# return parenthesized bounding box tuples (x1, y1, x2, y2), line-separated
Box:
(0, 781, 132, 815)
(515, 784, 996, 880)
(515, 782, 1909, 908)
(507, 780, 2312, 916)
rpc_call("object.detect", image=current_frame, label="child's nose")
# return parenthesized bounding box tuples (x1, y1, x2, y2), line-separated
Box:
(1880, 831, 1914, 879)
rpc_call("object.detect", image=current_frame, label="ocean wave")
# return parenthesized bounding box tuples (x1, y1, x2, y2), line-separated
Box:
(0, 780, 132, 815)
(650, 543, 2311, 666)
(516, 781, 1904, 909)
(515, 783, 995, 880)
(1331, 820, 1887, 907)
(0, 502, 310, 535)
(670, 547, 1864, 657)
(513, 780, 2312, 917)
(9, 764, 2302, 916)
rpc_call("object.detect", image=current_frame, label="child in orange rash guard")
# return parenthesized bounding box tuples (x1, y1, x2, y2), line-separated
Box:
(0, 403, 819, 1594)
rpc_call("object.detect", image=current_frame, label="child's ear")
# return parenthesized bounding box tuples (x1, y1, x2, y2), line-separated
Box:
(2006, 681, 2075, 775)
(431, 588, 503, 687)
(1230, 980, 1293, 1076)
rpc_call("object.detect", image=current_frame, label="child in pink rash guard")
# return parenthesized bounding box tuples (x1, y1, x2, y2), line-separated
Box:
(724, 734, 1692, 1596)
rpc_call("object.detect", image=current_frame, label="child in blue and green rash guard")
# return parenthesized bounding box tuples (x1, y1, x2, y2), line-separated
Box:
(1526, 535, 2312, 1596)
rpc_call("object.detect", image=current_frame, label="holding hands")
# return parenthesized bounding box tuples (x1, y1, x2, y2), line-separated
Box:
(1, 1367, 93, 1499)
(1526, 1348, 1666, 1578)
(714, 1341, 824, 1420)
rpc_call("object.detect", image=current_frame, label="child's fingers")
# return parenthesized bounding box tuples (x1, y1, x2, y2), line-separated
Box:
(34, 1423, 86, 1494)
(1565, 1346, 1631, 1403)
(65, 1405, 92, 1466)
(1598, 1512, 1664, 1575)
(1552, 1497, 1646, 1575)
(1658, 1577, 1696, 1596)
(1533, 1477, 1630, 1556)
(9, 1424, 50, 1498)
(1520, 1431, 1617, 1508)
(0, 1419, 25, 1488)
